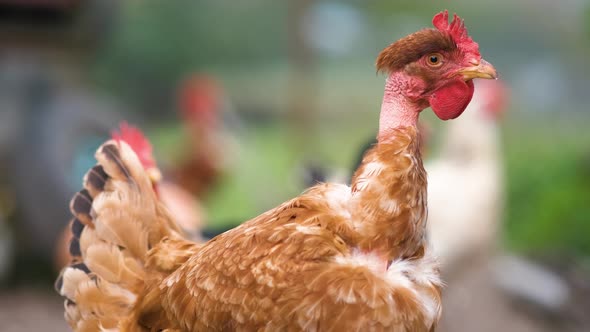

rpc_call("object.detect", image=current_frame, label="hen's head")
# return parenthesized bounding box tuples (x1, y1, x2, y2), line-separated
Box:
(111, 122, 162, 184)
(178, 75, 221, 127)
(377, 10, 497, 120)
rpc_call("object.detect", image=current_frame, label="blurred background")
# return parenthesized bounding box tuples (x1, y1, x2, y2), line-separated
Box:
(0, 0, 589, 331)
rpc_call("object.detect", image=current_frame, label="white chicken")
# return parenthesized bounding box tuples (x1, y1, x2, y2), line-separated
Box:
(426, 79, 508, 269)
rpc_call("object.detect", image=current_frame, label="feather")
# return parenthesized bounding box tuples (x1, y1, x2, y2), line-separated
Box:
(75, 278, 136, 316)
(376, 29, 455, 73)
(71, 218, 85, 239)
(56, 135, 181, 331)
(64, 299, 80, 326)
(69, 237, 82, 257)
(70, 189, 93, 226)
(83, 165, 108, 198)
(58, 266, 92, 300)
(84, 242, 145, 287)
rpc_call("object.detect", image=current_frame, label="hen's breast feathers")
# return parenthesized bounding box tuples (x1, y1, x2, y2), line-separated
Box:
(153, 126, 441, 331)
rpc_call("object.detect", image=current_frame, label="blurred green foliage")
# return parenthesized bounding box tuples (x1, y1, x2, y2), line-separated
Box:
(503, 114, 590, 256)
(94, 0, 287, 114)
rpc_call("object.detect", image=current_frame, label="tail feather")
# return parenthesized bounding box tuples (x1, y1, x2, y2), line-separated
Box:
(69, 237, 82, 257)
(64, 299, 102, 332)
(95, 141, 177, 245)
(70, 189, 93, 226)
(64, 299, 81, 327)
(66, 217, 86, 264)
(84, 242, 145, 287)
(56, 139, 181, 331)
(57, 265, 91, 300)
(75, 278, 136, 317)
(98, 143, 135, 181)
(84, 165, 108, 197)
(71, 218, 85, 239)
(91, 192, 150, 260)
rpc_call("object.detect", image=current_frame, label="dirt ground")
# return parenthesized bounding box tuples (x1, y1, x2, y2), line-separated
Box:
(440, 261, 558, 332)
(0, 288, 68, 332)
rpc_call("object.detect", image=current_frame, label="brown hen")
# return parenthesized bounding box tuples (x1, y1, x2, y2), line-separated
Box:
(55, 11, 497, 331)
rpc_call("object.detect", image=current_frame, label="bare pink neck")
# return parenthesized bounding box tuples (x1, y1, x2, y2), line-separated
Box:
(378, 74, 423, 141)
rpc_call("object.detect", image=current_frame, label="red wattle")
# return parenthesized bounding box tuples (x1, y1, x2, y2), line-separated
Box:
(428, 80, 474, 120)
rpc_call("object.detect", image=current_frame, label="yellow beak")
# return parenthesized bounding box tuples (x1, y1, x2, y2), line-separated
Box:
(458, 59, 497, 80)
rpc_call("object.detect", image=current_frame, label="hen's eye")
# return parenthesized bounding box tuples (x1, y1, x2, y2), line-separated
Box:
(427, 53, 443, 67)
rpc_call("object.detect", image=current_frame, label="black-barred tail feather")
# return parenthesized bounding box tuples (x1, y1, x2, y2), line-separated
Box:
(55, 140, 180, 331)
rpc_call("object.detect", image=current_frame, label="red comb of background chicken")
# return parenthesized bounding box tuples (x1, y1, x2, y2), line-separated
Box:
(178, 75, 220, 125)
(477, 79, 509, 118)
(432, 10, 480, 61)
(111, 122, 157, 170)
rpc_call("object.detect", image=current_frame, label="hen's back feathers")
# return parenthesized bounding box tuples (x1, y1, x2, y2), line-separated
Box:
(148, 183, 441, 331)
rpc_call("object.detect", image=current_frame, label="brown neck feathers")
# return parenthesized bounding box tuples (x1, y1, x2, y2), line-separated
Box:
(350, 126, 427, 260)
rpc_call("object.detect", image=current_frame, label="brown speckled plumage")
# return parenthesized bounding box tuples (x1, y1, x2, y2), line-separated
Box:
(146, 126, 440, 332)
(351, 126, 428, 260)
(54, 9, 500, 331)
(55, 127, 441, 332)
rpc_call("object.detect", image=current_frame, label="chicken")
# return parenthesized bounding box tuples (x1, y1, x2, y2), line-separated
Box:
(171, 75, 229, 199)
(55, 11, 497, 331)
(426, 79, 508, 268)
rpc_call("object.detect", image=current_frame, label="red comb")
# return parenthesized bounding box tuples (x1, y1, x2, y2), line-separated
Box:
(178, 75, 220, 122)
(111, 122, 157, 169)
(432, 10, 480, 61)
